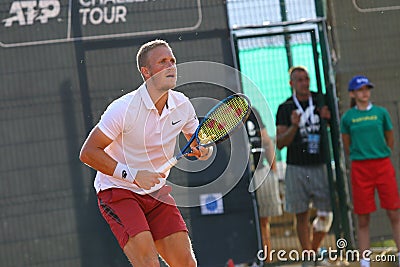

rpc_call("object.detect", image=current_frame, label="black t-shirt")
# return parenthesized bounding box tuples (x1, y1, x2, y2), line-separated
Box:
(276, 92, 326, 165)
(246, 108, 265, 169)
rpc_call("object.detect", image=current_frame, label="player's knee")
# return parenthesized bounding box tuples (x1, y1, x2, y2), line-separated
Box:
(135, 257, 160, 267)
(165, 250, 196, 267)
(312, 211, 333, 232)
(179, 252, 197, 267)
(186, 257, 197, 267)
(164, 256, 196, 267)
(124, 244, 159, 267)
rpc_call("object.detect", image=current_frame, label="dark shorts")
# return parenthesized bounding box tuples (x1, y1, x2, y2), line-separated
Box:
(284, 164, 331, 214)
(351, 157, 400, 214)
(97, 186, 187, 249)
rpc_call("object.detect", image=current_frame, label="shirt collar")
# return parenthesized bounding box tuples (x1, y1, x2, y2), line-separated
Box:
(139, 83, 155, 110)
(139, 83, 176, 110)
(355, 102, 373, 111)
(166, 91, 177, 110)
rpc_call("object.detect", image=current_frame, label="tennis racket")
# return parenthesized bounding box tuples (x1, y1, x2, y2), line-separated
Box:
(157, 93, 251, 173)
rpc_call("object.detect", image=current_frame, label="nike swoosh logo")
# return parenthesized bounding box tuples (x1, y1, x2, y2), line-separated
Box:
(172, 120, 181, 125)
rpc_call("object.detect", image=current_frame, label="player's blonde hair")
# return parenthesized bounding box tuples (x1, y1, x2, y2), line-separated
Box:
(136, 39, 172, 72)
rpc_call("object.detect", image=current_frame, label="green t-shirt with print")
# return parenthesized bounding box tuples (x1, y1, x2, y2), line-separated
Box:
(340, 105, 392, 160)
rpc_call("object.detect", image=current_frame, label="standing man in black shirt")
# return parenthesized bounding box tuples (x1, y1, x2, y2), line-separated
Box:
(276, 66, 333, 264)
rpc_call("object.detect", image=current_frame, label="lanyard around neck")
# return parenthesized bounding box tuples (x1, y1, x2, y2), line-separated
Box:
(292, 93, 316, 127)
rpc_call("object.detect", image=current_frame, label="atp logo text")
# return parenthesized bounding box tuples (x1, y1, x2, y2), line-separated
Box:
(2, 0, 61, 27)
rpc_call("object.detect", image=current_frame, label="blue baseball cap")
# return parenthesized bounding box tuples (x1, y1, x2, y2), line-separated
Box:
(348, 75, 374, 91)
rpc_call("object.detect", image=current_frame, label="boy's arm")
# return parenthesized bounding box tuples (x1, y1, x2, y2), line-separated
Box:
(341, 133, 351, 157)
(384, 130, 394, 151)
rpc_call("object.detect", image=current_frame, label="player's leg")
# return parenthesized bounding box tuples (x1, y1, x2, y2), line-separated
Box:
(97, 188, 158, 266)
(155, 231, 197, 267)
(124, 231, 160, 267)
(148, 186, 196, 267)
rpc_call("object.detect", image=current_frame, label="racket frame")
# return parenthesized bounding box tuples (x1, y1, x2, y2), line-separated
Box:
(156, 93, 251, 173)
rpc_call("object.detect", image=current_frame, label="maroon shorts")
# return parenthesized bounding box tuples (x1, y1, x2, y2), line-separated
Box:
(351, 157, 400, 214)
(97, 186, 187, 249)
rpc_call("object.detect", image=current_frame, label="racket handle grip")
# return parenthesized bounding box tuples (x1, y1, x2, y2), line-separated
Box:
(157, 157, 178, 173)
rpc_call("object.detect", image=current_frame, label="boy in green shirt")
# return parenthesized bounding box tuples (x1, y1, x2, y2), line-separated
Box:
(341, 75, 400, 267)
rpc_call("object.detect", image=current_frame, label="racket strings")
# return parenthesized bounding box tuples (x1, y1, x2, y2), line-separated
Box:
(200, 96, 250, 142)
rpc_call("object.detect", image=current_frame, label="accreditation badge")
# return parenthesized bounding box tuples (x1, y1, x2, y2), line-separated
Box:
(307, 134, 320, 154)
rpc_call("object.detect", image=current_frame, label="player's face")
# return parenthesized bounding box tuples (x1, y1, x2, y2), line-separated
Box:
(290, 70, 310, 97)
(142, 45, 177, 91)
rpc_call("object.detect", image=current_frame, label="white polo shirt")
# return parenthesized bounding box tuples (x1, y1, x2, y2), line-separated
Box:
(94, 83, 199, 194)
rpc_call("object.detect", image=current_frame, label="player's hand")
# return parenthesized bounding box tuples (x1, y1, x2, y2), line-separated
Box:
(134, 170, 165, 190)
(291, 110, 301, 126)
(188, 146, 213, 161)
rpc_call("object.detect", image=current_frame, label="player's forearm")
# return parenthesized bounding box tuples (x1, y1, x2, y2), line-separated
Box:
(276, 125, 298, 149)
(80, 147, 117, 176)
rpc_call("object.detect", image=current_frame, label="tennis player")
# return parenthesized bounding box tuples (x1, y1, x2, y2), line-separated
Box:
(80, 39, 211, 267)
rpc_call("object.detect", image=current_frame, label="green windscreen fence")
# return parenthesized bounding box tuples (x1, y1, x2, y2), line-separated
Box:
(237, 39, 326, 162)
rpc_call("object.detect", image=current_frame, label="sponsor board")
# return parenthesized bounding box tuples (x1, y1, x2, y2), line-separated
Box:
(0, 0, 202, 47)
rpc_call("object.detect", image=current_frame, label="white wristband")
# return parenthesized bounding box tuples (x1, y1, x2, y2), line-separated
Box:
(113, 162, 137, 183)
